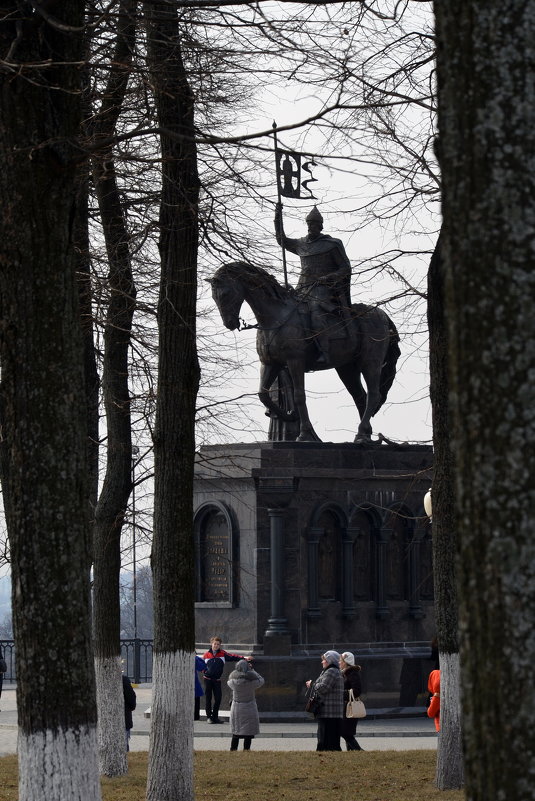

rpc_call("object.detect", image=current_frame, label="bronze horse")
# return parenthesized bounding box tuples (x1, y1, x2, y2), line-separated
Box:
(209, 261, 400, 443)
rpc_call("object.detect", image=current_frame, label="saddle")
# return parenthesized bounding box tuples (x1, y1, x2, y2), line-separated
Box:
(297, 297, 355, 344)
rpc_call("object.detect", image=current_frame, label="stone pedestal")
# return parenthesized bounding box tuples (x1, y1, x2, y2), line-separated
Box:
(193, 441, 434, 713)
(263, 633, 292, 656)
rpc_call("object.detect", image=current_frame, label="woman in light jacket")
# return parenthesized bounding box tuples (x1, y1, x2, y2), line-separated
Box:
(306, 650, 344, 751)
(227, 660, 265, 750)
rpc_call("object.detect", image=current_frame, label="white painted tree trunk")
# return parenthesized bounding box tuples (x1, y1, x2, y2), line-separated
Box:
(18, 725, 101, 801)
(147, 650, 194, 801)
(436, 651, 464, 790)
(95, 656, 128, 776)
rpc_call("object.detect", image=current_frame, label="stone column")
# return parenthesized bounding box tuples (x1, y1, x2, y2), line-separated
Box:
(376, 527, 392, 619)
(264, 507, 291, 654)
(306, 526, 321, 618)
(342, 529, 358, 617)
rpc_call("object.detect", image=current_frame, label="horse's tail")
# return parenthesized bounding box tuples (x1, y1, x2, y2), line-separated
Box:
(375, 316, 401, 415)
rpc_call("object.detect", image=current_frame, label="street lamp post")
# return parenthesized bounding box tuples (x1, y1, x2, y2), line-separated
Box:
(132, 445, 140, 683)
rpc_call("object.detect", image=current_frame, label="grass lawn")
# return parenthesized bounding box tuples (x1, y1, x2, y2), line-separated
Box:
(0, 750, 465, 801)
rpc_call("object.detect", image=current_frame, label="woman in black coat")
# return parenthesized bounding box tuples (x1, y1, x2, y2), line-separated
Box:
(339, 651, 363, 751)
(123, 675, 137, 751)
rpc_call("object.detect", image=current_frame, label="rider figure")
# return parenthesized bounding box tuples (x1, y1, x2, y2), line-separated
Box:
(274, 203, 352, 363)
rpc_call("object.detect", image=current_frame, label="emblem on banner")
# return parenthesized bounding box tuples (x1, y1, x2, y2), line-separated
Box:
(275, 148, 318, 200)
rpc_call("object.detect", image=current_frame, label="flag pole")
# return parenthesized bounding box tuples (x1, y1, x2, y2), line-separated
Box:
(272, 121, 289, 288)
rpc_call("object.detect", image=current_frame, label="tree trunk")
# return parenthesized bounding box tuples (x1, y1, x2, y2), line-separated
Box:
(143, 5, 200, 801)
(427, 234, 464, 789)
(90, 1, 138, 776)
(92, 150, 136, 773)
(435, 2, 535, 798)
(0, 4, 100, 799)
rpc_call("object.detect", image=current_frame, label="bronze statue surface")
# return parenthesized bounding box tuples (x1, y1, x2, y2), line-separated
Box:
(208, 260, 400, 444)
(275, 203, 351, 364)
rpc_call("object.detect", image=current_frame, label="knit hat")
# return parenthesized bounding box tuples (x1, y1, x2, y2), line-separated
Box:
(341, 651, 355, 666)
(322, 650, 340, 665)
(230, 659, 258, 682)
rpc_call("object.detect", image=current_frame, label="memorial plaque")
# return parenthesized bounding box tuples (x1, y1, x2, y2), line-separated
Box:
(199, 510, 231, 602)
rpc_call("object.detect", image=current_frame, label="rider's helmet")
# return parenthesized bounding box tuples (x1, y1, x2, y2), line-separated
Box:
(305, 206, 323, 226)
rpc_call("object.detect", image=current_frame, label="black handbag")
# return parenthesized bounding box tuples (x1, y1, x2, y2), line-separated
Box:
(305, 685, 322, 715)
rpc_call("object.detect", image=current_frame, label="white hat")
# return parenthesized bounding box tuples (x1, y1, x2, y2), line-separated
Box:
(341, 651, 355, 666)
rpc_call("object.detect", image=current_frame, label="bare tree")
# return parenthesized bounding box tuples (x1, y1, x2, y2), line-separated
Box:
(0, 3, 100, 799)
(143, 5, 200, 800)
(87, 0, 139, 777)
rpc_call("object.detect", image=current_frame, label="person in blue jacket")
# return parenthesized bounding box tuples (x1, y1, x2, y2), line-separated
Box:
(194, 654, 205, 720)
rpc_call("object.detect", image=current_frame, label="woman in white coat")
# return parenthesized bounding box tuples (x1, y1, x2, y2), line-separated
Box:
(227, 660, 265, 750)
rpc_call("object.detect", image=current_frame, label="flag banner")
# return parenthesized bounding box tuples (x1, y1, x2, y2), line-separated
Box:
(275, 148, 318, 199)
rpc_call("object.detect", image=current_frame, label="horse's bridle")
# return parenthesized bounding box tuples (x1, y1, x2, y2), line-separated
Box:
(237, 285, 313, 333)
(238, 318, 259, 331)
(237, 304, 300, 333)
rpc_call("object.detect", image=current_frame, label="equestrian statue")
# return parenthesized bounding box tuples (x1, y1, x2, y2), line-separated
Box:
(208, 205, 400, 444)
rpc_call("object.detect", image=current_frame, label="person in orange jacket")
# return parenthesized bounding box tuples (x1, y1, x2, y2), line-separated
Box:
(427, 669, 440, 731)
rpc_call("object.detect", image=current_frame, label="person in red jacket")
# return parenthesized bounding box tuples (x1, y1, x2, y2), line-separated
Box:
(427, 669, 441, 732)
(202, 636, 252, 723)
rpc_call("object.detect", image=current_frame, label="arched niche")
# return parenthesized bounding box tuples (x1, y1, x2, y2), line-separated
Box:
(306, 503, 352, 617)
(382, 504, 413, 602)
(383, 503, 427, 617)
(194, 502, 237, 607)
(349, 505, 382, 604)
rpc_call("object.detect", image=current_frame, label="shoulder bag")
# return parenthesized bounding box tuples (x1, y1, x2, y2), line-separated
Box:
(305, 684, 323, 716)
(346, 688, 366, 719)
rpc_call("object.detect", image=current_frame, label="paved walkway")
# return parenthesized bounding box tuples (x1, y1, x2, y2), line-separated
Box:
(0, 685, 437, 755)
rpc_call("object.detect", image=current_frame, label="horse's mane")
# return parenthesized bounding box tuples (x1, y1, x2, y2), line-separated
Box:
(216, 261, 288, 301)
